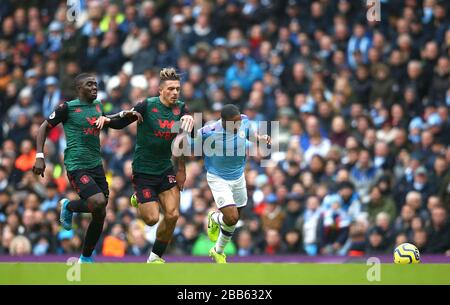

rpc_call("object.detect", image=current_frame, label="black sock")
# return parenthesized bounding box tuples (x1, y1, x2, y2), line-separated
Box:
(152, 239, 168, 257)
(81, 219, 104, 257)
(67, 199, 90, 213)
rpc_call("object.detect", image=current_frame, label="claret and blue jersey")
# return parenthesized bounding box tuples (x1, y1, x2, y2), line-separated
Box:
(193, 114, 257, 181)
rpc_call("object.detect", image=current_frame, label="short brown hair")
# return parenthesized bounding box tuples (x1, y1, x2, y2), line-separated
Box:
(160, 67, 180, 82)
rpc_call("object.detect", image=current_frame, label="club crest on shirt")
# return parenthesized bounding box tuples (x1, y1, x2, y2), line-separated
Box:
(239, 130, 246, 138)
(217, 197, 225, 206)
(96, 105, 101, 113)
(168, 175, 176, 184)
(49, 112, 55, 119)
(142, 188, 152, 199)
(80, 175, 90, 184)
(172, 106, 180, 115)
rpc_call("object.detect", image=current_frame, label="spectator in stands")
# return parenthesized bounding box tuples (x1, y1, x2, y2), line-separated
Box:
(426, 206, 450, 253)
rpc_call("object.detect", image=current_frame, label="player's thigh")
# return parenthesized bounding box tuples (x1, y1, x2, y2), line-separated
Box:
(67, 169, 104, 202)
(131, 173, 160, 204)
(157, 167, 178, 195)
(157, 168, 180, 217)
(89, 166, 110, 200)
(158, 186, 180, 220)
(206, 173, 235, 208)
(131, 173, 161, 224)
(231, 175, 248, 209)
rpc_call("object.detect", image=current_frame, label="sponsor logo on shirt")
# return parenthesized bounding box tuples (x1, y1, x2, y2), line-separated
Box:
(86, 117, 97, 126)
(154, 131, 177, 140)
(84, 117, 100, 136)
(158, 119, 175, 129)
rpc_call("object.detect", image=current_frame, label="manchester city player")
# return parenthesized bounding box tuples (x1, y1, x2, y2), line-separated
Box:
(191, 104, 270, 263)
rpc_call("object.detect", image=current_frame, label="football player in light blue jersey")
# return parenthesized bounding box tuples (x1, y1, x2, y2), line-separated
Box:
(192, 104, 270, 263)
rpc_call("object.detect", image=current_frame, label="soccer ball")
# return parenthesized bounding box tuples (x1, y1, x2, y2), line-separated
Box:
(393, 243, 421, 264)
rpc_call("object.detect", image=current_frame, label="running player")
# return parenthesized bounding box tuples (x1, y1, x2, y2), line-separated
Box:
(95, 68, 194, 263)
(189, 104, 270, 263)
(32, 73, 141, 263)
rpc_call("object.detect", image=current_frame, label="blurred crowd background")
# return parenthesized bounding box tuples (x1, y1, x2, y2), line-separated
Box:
(0, 0, 449, 258)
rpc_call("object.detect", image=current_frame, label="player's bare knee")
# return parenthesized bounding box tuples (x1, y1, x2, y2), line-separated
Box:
(142, 213, 159, 226)
(91, 199, 106, 222)
(223, 213, 239, 226)
(165, 210, 179, 224)
(88, 193, 107, 209)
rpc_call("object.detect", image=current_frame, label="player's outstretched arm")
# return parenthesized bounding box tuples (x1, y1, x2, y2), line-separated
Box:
(256, 134, 271, 146)
(95, 110, 143, 129)
(245, 120, 271, 146)
(33, 120, 50, 177)
(248, 132, 271, 146)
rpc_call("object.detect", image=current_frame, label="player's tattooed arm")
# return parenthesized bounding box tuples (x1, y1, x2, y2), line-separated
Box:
(174, 154, 186, 191)
(173, 128, 187, 191)
(33, 103, 68, 177)
(96, 101, 146, 129)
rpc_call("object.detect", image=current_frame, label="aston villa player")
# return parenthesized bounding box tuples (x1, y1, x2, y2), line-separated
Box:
(95, 68, 194, 263)
(32, 73, 141, 263)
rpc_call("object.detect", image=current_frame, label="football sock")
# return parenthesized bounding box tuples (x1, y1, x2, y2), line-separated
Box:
(211, 211, 223, 226)
(81, 212, 105, 257)
(67, 199, 90, 213)
(215, 222, 236, 254)
(151, 239, 168, 258)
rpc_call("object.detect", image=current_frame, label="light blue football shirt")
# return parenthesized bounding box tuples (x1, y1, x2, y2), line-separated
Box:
(194, 114, 256, 181)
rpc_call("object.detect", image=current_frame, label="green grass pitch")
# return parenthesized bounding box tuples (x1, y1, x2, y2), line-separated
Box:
(0, 263, 449, 285)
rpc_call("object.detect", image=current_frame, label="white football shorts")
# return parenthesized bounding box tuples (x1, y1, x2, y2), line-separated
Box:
(206, 172, 248, 209)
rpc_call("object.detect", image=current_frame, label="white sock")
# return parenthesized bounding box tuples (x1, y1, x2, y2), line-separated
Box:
(211, 211, 224, 226)
(215, 222, 236, 254)
(147, 252, 161, 262)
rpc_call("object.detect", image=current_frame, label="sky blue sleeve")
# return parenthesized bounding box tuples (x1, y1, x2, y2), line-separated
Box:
(242, 117, 257, 140)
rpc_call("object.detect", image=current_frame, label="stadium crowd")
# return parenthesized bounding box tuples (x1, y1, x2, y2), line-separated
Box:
(0, 0, 449, 258)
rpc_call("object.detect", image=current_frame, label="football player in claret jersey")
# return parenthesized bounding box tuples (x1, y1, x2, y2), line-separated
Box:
(95, 68, 194, 263)
(32, 73, 141, 263)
